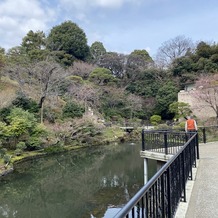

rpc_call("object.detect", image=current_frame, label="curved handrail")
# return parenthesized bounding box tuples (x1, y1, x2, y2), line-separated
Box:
(114, 132, 198, 218)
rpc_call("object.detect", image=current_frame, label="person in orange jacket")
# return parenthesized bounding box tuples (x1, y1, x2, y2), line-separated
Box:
(185, 116, 198, 132)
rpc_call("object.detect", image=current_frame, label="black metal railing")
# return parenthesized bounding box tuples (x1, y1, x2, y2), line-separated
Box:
(141, 130, 197, 156)
(198, 125, 218, 143)
(114, 131, 199, 218)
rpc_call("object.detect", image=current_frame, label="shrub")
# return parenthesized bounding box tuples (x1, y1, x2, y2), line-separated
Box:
(173, 121, 186, 131)
(44, 145, 66, 154)
(12, 94, 39, 113)
(62, 102, 85, 119)
(0, 148, 7, 158)
(155, 124, 172, 130)
(14, 148, 23, 156)
(0, 108, 47, 150)
(3, 154, 11, 164)
(150, 115, 162, 125)
(89, 67, 118, 85)
(0, 107, 12, 122)
(6, 108, 37, 136)
(16, 142, 27, 151)
(27, 136, 43, 150)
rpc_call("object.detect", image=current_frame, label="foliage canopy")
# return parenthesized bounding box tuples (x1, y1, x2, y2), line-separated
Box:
(47, 21, 89, 61)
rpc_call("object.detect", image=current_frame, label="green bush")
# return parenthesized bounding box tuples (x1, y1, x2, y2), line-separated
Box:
(155, 124, 172, 130)
(0, 107, 12, 122)
(6, 108, 37, 137)
(0, 148, 7, 158)
(150, 115, 161, 126)
(62, 102, 85, 119)
(12, 94, 39, 113)
(14, 148, 23, 156)
(89, 67, 118, 85)
(0, 108, 47, 150)
(3, 154, 11, 164)
(27, 136, 43, 150)
(172, 121, 186, 131)
(44, 145, 66, 154)
(0, 108, 38, 149)
(16, 142, 27, 151)
(26, 124, 47, 150)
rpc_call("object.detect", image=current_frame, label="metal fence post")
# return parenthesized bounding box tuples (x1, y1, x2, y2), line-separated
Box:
(164, 132, 168, 155)
(142, 129, 145, 151)
(181, 152, 186, 202)
(196, 132, 200, 159)
(167, 168, 172, 218)
(202, 127, 206, 144)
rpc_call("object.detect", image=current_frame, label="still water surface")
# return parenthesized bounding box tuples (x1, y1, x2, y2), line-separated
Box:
(0, 142, 156, 218)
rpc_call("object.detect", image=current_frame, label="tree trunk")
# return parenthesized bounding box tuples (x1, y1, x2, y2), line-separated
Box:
(40, 103, 44, 124)
(39, 96, 46, 124)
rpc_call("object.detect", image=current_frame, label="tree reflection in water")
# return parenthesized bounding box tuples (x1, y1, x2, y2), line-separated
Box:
(0, 142, 156, 218)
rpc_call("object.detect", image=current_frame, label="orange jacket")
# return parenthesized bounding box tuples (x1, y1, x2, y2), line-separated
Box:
(186, 119, 196, 130)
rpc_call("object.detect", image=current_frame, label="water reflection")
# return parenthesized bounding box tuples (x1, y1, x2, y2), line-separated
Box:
(0, 142, 156, 218)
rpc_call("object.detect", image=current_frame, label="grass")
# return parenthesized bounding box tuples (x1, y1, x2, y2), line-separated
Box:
(0, 77, 18, 109)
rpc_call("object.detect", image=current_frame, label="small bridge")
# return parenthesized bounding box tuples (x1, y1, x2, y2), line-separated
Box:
(120, 126, 134, 133)
(114, 130, 199, 218)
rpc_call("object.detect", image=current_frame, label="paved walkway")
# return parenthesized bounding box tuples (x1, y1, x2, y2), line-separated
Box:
(185, 141, 218, 218)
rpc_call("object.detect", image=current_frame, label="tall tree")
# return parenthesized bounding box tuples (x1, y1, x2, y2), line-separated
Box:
(4, 59, 67, 123)
(6, 46, 28, 65)
(195, 41, 212, 59)
(169, 101, 192, 119)
(100, 87, 127, 119)
(155, 81, 179, 119)
(125, 68, 165, 98)
(125, 49, 153, 82)
(21, 30, 47, 61)
(171, 41, 218, 88)
(21, 30, 46, 51)
(90, 41, 106, 63)
(98, 52, 126, 78)
(156, 35, 194, 68)
(47, 21, 89, 61)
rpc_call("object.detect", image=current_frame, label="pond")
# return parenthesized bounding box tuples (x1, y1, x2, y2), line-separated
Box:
(0, 142, 156, 218)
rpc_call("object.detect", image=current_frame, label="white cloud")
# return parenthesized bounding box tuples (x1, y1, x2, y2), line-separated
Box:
(0, 0, 56, 50)
(0, 0, 47, 18)
(60, 0, 142, 10)
(87, 31, 104, 46)
(92, 0, 131, 8)
(0, 0, 217, 56)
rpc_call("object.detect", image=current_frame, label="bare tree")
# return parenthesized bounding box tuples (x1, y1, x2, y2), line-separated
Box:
(192, 74, 218, 121)
(68, 61, 96, 79)
(4, 59, 68, 123)
(156, 35, 194, 68)
(126, 93, 143, 120)
(67, 80, 100, 111)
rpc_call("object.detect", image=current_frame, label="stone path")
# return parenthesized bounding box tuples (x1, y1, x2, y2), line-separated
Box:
(185, 142, 218, 217)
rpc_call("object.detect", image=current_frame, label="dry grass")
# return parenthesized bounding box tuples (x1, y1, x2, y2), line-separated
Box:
(0, 77, 18, 108)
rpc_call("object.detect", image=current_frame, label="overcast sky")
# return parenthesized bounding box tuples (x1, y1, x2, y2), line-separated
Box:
(1, 0, 218, 57)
